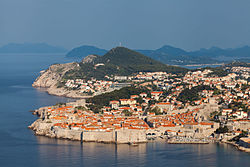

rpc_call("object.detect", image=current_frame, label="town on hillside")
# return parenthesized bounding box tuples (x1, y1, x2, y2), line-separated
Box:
(30, 65, 250, 151)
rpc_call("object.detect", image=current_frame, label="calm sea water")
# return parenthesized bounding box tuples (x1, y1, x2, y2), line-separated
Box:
(0, 54, 249, 167)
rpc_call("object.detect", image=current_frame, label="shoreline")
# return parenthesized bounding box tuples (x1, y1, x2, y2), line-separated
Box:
(221, 140, 250, 153)
(28, 120, 148, 144)
(28, 91, 250, 151)
(33, 85, 122, 99)
(30, 130, 148, 145)
(29, 119, 250, 151)
(30, 65, 250, 151)
(28, 128, 250, 152)
(34, 86, 92, 99)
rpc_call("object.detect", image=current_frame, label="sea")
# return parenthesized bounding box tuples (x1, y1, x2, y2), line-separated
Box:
(0, 54, 249, 167)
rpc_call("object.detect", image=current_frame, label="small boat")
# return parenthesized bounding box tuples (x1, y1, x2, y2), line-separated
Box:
(129, 142, 139, 146)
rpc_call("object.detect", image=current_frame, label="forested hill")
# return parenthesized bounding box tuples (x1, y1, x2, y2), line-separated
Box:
(63, 47, 188, 80)
(94, 47, 167, 67)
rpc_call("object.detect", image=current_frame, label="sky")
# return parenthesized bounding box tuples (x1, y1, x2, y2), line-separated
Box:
(1, 0, 250, 51)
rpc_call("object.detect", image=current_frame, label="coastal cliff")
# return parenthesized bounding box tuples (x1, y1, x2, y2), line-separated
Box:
(32, 62, 91, 98)
(29, 119, 82, 140)
(33, 62, 78, 88)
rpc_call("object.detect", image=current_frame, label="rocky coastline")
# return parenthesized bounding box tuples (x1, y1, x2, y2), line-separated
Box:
(28, 101, 250, 149)
(32, 62, 91, 98)
(35, 86, 92, 99)
(30, 61, 250, 150)
(29, 119, 148, 144)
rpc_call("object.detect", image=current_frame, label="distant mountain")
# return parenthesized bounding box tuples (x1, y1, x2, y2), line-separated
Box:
(0, 43, 67, 54)
(66, 45, 107, 58)
(136, 45, 196, 65)
(63, 47, 187, 80)
(191, 46, 250, 57)
(137, 45, 250, 65)
(66, 44, 250, 65)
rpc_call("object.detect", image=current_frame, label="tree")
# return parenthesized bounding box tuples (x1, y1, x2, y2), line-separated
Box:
(136, 96, 144, 104)
(86, 86, 150, 107)
(149, 107, 162, 115)
(215, 126, 229, 134)
(177, 85, 214, 103)
(122, 110, 132, 116)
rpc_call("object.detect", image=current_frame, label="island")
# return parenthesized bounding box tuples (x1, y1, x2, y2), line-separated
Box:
(30, 47, 250, 151)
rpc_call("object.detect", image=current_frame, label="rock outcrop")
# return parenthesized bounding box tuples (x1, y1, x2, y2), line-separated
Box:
(46, 87, 91, 99)
(81, 54, 98, 64)
(32, 62, 90, 98)
(32, 62, 79, 88)
(29, 120, 82, 140)
(29, 119, 54, 136)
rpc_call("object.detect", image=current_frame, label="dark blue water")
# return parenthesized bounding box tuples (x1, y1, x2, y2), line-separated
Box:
(0, 54, 249, 167)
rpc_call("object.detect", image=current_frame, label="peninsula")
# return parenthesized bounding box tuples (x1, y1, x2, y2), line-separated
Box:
(30, 47, 250, 151)
(32, 47, 187, 98)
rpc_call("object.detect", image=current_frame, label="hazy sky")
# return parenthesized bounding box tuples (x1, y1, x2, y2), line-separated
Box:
(1, 0, 250, 50)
